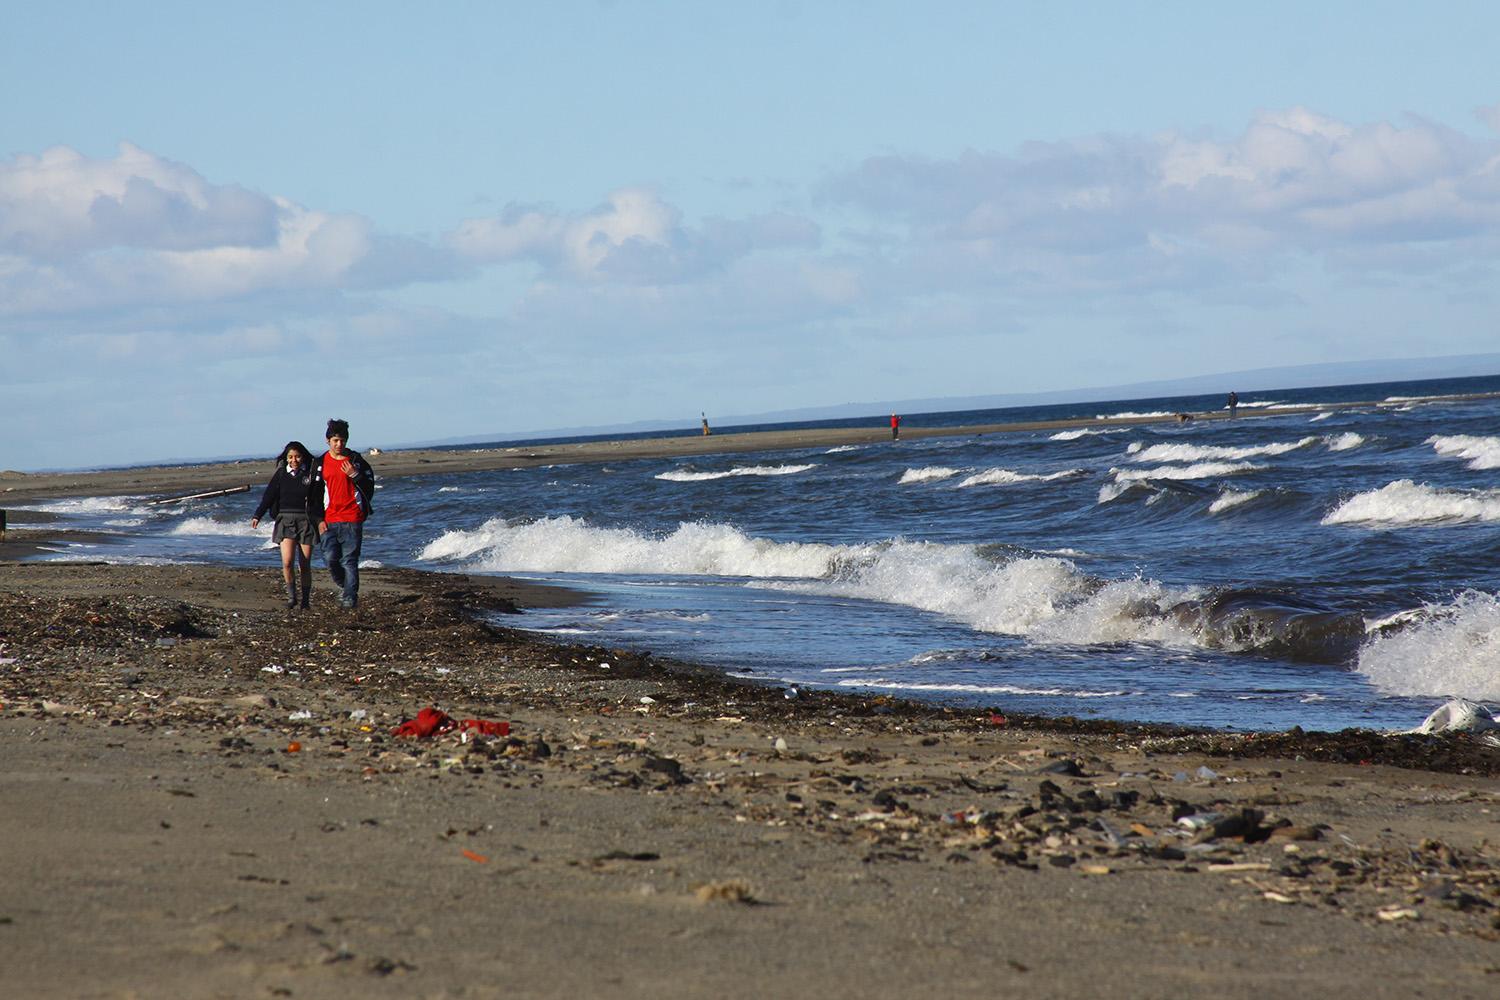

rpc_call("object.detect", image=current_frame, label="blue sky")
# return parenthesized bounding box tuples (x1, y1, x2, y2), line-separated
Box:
(3, 1, 1499, 470)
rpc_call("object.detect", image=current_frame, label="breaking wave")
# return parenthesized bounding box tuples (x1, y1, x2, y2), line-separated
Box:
(656, 463, 817, 482)
(22, 496, 150, 516)
(1126, 437, 1317, 463)
(169, 517, 264, 537)
(1208, 489, 1263, 514)
(1357, 591, 1500, 700)
(1324, 433, 1365, 452)
(1099, 461, 1262, 503)
(956, 468, 1085, 488)
(415, 516, 1369, 660)
(898, 466, 961, 484)
(1428, 434, 1500, 470)
(1097, 409, 1174, 420)
(1321, 480, 1500, 527)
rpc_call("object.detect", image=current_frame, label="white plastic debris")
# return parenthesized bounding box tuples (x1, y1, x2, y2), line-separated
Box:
(1397, 699, 1500, 743)
(288, 709, 313, 721)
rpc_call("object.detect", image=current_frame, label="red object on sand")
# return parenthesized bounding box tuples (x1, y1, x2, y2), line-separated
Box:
(988, 713, 1007, 726)
(391, 706, 510, 739)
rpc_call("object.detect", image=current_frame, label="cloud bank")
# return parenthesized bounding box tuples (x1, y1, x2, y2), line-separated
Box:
(4, 105, 1500, 469)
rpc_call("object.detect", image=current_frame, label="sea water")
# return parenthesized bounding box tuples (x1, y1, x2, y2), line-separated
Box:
(18, 375, 1500, 732)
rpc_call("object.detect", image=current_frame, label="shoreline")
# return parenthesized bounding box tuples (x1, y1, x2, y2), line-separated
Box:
(4, 390, 1498, 504)
(1, 561, 1497, 995)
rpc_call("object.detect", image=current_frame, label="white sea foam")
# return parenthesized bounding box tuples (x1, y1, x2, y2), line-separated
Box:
(418, 516, 841, 577)
(1309, 412, 1332, 422)
(835, 680, 1130, 698)
(825, 445, 861, 454)
(1208, 489, 1263, 514)
(956, 468, 1084, 488)
(22, 496, 150, 515)
(1111, 461, 1263, 483)
(1358, 591, 1500, 700)
(1321, 480, 1500, 527)
(169, 517, 265, 537)
(1099, 462, 1262, 503)
(898, 466, 961, 484)
(1126, 437, 1317, 463)
(417, 516, 1200, 645)
(1427, 434, 1500, 470)
(656, 463, 817, 482)
(1049, 428, 1113, 441)
(1097, 410, 1174, 420)
(1324, 432, 1365, 452)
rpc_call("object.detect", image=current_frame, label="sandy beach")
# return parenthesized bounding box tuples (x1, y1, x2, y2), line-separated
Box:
(4, 402, 1500, 997)
(2, 560, 1497, 998)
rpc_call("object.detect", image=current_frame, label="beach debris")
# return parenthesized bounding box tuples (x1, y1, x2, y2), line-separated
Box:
(694, 879, 757, 904)
(391, 706, 510, 739)
(1396, 699, 1500, 745)
(460, 849, 489, 864)
(1376, 906, 1421, 922)
(144, 484, 250, 505)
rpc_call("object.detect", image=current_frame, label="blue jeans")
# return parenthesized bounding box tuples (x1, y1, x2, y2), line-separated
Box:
(321, 521, 363, 606)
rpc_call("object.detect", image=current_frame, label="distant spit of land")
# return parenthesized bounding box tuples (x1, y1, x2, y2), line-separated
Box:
(4, 390, 1499, 506)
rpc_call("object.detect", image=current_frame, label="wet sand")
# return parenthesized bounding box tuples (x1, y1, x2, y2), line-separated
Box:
(1, 562, 1497, 998)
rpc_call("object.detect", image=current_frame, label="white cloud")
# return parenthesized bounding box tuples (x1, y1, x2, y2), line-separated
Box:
(824, 107, 1500, 260)
(0, 144, 454, 321)
(451, 187, 818, 282)
(0, 143, 278, 258)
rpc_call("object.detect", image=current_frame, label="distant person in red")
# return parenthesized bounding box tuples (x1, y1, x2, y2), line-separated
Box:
(314, 418, 375, 609)
(890, 413, 901, 440)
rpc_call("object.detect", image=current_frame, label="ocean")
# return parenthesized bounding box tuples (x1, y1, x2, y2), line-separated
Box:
(17, 374, 1500, 733)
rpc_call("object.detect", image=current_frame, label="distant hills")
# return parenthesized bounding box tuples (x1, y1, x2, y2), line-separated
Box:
(403, 352, 1500, 448)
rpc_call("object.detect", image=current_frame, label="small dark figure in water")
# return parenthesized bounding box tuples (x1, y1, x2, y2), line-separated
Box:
(1227, 391, 1239, 418)
(701, 413, 711, 436)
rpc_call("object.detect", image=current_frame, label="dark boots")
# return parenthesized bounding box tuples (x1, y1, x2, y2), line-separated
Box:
(300, 578, 311, 609)
(285, 582, 298, 609)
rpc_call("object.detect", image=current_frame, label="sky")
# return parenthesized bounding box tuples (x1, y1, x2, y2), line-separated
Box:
(3, 1, 1500, 470)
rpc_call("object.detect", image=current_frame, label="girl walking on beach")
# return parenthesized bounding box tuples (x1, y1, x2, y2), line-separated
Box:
(250, 441, 324, 608)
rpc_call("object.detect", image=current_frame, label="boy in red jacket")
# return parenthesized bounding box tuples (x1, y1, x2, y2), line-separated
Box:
(314, 418, 375, 609)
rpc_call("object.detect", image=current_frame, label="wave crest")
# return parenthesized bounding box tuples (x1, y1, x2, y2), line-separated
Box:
(656, 463, 817, 482)
(1321, 480, 1500, 527)
(1428, 434, 1500, 470)
(1358, 591, 1500, 700)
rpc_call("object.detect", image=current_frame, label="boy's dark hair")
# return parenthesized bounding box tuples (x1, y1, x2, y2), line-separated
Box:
(326, 418, 350, 440)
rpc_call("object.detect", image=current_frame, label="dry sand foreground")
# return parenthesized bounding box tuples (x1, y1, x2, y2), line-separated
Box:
(1, 562, 1497, 999)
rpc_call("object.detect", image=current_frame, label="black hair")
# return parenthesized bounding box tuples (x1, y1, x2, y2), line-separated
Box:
(277, 441, 313, 465)
(326, 418, 350, 441)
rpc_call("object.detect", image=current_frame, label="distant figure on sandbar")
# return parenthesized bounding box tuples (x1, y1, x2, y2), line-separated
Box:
(701, 413, 711, 436)
(1227, 391, 1239, 418)
(890, 413, 901, 440)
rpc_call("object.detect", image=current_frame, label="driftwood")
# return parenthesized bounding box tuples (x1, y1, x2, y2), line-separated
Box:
(145, 484, 251, 506)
